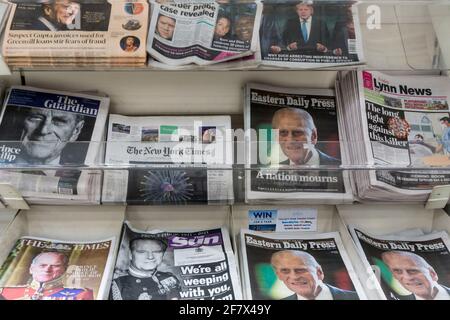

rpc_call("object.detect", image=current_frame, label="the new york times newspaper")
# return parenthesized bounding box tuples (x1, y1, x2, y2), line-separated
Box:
(147, 0, 262, 66)
(102, 114, 233, 204)
(359, 71, 450, 199)
(245, 83, 352, 203)
(239, 229, 366, 300)
(258, 0, 364, 68)
(0, 235, 116, 300)
(0, 86, 109, 203)
(2, 0, 148, 66)
(109, 221, 241, 300)
(349, 226, 450, 300)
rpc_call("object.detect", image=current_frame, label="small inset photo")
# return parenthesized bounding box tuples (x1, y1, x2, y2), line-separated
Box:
(155, 14, 176, 41)
(120, 36, 140, 52)
(124, 3, 144, 15)
(122, 19, 142, 31)
(200, 126, 216, 144)
(112, 123, 131, 134)
(141, 127, 159, 142)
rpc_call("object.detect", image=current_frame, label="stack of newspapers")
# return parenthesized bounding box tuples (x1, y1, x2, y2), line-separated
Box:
(2, 1, 149, 68)
(244, 82, 353, 204)
(239, 229, 366, 300)
(336, 70, 450, 202)
(0, 85, 109, 204)
(349, 226, 450, 300)
(102, 114, 234, 205)
(109, 222, 242, 300)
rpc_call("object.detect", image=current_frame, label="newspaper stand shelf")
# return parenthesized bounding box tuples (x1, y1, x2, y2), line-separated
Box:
(0, 0, 449, 301)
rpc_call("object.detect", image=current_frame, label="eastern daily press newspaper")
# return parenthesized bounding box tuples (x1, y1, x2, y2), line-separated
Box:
(0, 86, 110, 203)
(349, 226, 450, 300)
(239, 229, 366, 300)
(109, 221, 241, 300)
(147, 1, 262, 66)
(359, 70, 450, 199)
(258, 0, 364, 68)
(102, 114, 233, 204)
(2, 0, 149, 66)
(0, 236, 116, 300)
(245, 83, 353, 203)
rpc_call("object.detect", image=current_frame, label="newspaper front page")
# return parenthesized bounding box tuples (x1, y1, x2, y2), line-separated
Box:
(0, 85, 109, 203)
(245, 83, 353, 203)
(239, 229, 366, 300)
(109, 221, 241, 300)
(349, 226, 450, 300)
(359, 71, 450, 197)
(102, 114, 233, 204)
(258, 0, 364, 68)
(0, 235, 116, 300)
(147, 0, 262, 66)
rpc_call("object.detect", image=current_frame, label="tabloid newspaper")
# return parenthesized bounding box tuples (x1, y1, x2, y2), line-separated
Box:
(109, 221, 241, 300)
(147, 0, 262, 66)
(349, 226, 450, 300)
(244, 83, 353, 203)
(102, 114, 233, 204)
(239, 229, 366, 300)
(337, 70, 450, 201)
(0, 85, 110, 204)
(258, 0, 364, 68)
(0, 235, 116, 300)
(2, 0, 149, 67)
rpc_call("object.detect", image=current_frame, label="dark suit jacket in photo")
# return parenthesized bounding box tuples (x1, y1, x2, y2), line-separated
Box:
(395, 285, 450, 300)
(282, 16, 330, 55)
(281, 284, 359, 300)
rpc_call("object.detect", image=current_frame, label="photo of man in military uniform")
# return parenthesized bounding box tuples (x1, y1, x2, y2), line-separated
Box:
(0, 251, 93, 300)
(109, 238, 180, 300)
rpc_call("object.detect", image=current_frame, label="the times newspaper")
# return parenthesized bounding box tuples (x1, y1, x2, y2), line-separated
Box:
(0, 85, 110, 203)
(109, 221, 241, 300)
(147, 0, 262, 66)
(2, 0, 149, 67)
(239, 229, 366, 300)
(359, 71, 450, 200)
(258, 0, 364, 68)
(0, 236, 116, 300)
(244, 83, 353, 203)
(102, 114, 233, 204)
(349, 226, 450, 300)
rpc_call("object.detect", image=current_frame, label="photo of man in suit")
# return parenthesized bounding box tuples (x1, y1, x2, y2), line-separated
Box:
(271, 107, 339, 165)
(270, 1, 329, 55)
(270, 250, 358, 300)
(382, 251, 450, 300)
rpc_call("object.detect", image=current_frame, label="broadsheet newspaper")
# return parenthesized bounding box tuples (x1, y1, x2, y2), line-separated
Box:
(2, 0, 149, 67)
(349, 226, 450, 300)
(0, 236, 116, 300)
(109, 221, 241, 300)
(239, 229, 366, 300)
(258, 0, 364, 68)
(0, 85, 110, 203)
(245, 83, 353, 203)
(147, 0, 262, 66)
(102, 114, 233, 204)
(358, 71, 450, 200)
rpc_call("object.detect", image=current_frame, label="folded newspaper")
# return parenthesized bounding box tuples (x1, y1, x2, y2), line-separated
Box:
(258, 0, 364, 69)
(147, 0, 262, 66)
(102, 114, 233, 205)
(109, 221, 242, 300)
(349, 226, 450, 300)
(0, 235, 116, 300)
(239, 229, 366, 300)
(336, 70, 450, 202)
(245, 82, 353, 203)
(0, 85, 110, 204)
(3, 0, 149, 68)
